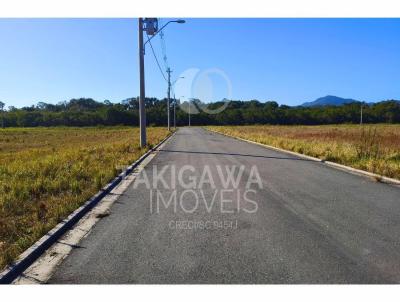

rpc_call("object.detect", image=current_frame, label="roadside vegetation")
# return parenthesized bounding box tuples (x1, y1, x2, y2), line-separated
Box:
(206, 125, 400, 180)
(0, 127, 169, 269)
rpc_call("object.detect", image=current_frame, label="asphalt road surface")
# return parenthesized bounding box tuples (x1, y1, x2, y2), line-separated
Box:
(50, 127, 400, 284)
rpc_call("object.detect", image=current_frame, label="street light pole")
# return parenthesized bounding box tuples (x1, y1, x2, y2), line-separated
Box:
(360, 103, 363, 125)
(167, 68, 172, 131)
(188, 99, 191, 127)
(138, 18, 185, 145)
(0, 101, 5, 129)
(173, 94, 176, 129)
(171, 77, 184, 130)
(138, 18, 147, 147)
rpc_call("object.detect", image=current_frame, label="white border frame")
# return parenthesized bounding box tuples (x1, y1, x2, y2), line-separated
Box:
(0, 0, 399, 17)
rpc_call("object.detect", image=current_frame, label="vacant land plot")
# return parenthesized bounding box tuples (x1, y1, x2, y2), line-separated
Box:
(0, 127, 169, 269)
(206, 125, 400, 180)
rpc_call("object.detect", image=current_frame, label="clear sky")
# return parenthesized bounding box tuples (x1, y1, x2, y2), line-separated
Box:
(1, 18, 400, 108)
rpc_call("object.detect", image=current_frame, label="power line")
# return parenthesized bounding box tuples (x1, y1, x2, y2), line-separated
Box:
(159, 28, 169, 71)
(146, 33, 168, 82)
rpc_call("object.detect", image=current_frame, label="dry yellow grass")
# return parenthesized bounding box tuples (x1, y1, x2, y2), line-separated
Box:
(0, 126, 169, 269)
(206, 125, 400, 180)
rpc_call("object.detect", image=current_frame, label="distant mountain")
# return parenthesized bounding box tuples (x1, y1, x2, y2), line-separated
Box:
(300, 95, 359, 107)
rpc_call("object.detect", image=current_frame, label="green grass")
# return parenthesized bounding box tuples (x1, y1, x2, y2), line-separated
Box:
(0, 126, 170, 269)
(205, 124, 400, 180)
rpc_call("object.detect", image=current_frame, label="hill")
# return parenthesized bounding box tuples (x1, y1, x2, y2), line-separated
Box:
(300, 95, 359, 107)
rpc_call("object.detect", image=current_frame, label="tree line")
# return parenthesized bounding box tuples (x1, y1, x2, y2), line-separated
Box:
(0, 97, 399, 128)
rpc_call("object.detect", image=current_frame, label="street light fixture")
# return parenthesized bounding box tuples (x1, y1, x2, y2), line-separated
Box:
(144, 19, 185, 48)
(138, 18, 185, 148)
(173, 76, 185, 86)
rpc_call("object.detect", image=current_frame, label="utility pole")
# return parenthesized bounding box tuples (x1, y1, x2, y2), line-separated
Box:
(188, 99, 191, 127)
(167, 68, 172, 131)
(173, 94, 176, 129)
(137, 18, 185, 146)
(138, 18, 147, 147)
(360, 103, 363, 125)
(171, 77, 184, 130)
(0, 101, 5, 128)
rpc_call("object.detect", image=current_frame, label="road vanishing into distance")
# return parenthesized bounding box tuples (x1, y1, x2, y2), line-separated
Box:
(50, 127, 400, 284)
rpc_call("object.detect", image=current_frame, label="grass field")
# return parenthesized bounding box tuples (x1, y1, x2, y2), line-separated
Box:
(0, 127, 169, 269)
(206, 125, 400, 180)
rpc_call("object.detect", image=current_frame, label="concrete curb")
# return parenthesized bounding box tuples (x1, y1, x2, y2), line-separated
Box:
(205, 128, 400, 186)
(0, 131, 175, 284)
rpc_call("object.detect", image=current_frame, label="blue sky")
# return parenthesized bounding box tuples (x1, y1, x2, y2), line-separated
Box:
(0, 18, 400, 108)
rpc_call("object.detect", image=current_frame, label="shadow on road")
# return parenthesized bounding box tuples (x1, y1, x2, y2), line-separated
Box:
(159, 149, 313, 161)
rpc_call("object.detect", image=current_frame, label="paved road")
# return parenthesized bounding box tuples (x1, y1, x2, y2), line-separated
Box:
(50, 127, 400, 284)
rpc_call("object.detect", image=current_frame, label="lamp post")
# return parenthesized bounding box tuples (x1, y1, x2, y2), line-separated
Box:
(138, 18, 185, 147)
(360, 102, 363, 125)
(188, 98, 191, 127)
(167, 68, 172, 131)
(138, 18, 146, 147)
(171, 77, 184, 130)
(0, 101, 5, 128)
(181, 95, 190, 126)
(173, 94, 177, 129)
